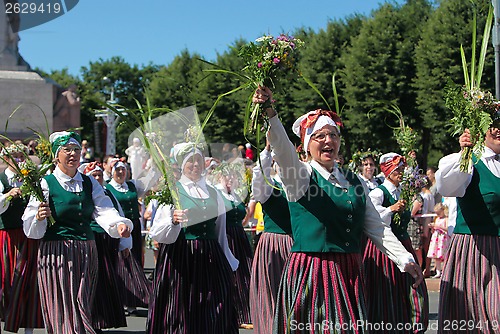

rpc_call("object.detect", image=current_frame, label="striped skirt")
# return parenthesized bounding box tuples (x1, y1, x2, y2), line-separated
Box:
(249, 232, 293, 334)
(363, 238, 429, 333)
(438, 234, 499, 334)
(147, 239, 238, 334)
(91, 232, 127, 329)
(115, 248, 152, 309)
(0, 228, 43, 331)
(226, 225, 254, 325)
(38, 240, 98, 334)
(273, 252, 367, 334)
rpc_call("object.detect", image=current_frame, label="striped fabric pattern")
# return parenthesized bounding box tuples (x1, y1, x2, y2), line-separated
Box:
(37, 240, 98, 334)
(147, 239, 238, 334)
(1, 229, 43, 331)
(363, 238, 429, 333)
(226, 225, 254, 325)
(0, 229, 18, 320)
(273, 252, 368, 334)
(91, 232, 127, 329)
(115, 249, 152, 309)
(250, 232, 293, 334)
(438, 234, 500, 334)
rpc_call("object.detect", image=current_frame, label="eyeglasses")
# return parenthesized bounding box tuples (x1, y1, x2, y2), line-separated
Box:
(311, 131, 339, 142)
(61, 147, 82, 154)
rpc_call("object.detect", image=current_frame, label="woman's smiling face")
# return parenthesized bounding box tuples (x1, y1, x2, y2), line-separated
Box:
(307, 124, 340, 172)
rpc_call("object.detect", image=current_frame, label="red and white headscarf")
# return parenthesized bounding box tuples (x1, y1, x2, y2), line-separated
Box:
(379, 153, 406, 177)
(78, 161, 103, 176)
(292, 109, 343, 153)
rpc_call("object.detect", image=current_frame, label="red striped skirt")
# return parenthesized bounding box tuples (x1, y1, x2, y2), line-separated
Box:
(363, 238, 429, 333)
(249, 232, 293, 334)
(115, 248, 152, 309)
(226, 225, 254, 325)
(37, 240, 98, 334)
(146, 239, 238, 334)
(0, 228, 43, 331)
(91, 232, 127, 329)
(274, 252, 367, 334)
(438, 234, 499, 334)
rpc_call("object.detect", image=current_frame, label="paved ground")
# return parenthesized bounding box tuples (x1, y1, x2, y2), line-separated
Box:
(21, 249, 440, 333)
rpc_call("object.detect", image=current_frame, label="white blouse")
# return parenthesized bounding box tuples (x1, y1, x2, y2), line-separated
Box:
(0, 168, 23, 214)
(149, 175, 239, 271)
(22, 166, 133, 239)
(268, 115, 415, 271)
(369, 179, 401, 225)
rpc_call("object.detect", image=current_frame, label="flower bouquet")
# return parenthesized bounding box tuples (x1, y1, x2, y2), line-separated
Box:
(0, 134, 56, 226)
(444, 5, 495, 173)
(394, 165, 427, 225)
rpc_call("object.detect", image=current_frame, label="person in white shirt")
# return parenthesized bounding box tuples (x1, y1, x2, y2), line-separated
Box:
(22, 131, 132, 334)
(252, 86, 423, 333)
(435, 121, 500, 332)
(146, 142, 239, 334)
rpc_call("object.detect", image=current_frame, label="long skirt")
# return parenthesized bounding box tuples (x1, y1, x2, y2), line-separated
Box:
(0, 229, 43, 331)
(146, 239, 238, 334)
(363, 238, 429, 333)
(115, 249, 152, 309)
(130, 218, 144, 265)
(273, 252, 367, 334)
(249, 232, 293, 334)
(226, 225, 253, 325)
(38, 240, 98, 334)
(91, 233, 127, 329)
(438, 234, 499, 334)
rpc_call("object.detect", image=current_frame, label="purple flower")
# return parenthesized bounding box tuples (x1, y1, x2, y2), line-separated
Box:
(273, 58, 280, 64)
(257, 62, 263, 68)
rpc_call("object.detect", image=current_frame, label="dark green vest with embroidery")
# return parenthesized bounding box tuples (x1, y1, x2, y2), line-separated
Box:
(261, 181, 292, 235)
(0, 172, 27, 230)
(455, 157, 500, 236)
(220, 191, 246, 228)
(106, 181, 140, 221)
(90, 188, 121, 234)
(378, 184, 411, 241)
(288, 168, 365, 253)
(177, 182, 218, 240)
(43, 174, 95, 241)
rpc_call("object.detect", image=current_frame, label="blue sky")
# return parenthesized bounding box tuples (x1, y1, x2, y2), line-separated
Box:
(18, 0, 401, 77)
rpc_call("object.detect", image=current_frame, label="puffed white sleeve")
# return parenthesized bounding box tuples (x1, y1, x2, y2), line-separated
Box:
(435, 152, 472, 197)
(22, 178, 49, 239)
(90, 177, 133, 238)
(214, 191, 239, 271)
(252, 148, 274, 203)
(149, 204, 182, 244)
(368, 187, 393, 225)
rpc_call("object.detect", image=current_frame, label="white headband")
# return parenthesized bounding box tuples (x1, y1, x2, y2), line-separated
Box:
(292, 113, 338, 153)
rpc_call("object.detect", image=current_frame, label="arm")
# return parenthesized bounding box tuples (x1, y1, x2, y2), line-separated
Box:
(251, 146, 274, 203)
(214, 191, 239, 271)
(90, 177, 133, 238)
(368, 188, 393, 225)
(149, 204, 182, 244)
(22, 178, 49, 239)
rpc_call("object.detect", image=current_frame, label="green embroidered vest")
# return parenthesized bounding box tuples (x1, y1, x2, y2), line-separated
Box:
(261, 181, 292, 235)
(43, 174, 95, 241)
(0, 172, 27, 230)
(378, 184, 411, 241)
(177, 182, 218, 240)
(455, 157, 500, 236)
(105, 181, 140, 221)
(220, 191, 246, 228)
(288, 168, 366, 253)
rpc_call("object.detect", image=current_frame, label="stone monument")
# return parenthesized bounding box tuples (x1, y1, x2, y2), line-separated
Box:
(0, 2, 80, 140)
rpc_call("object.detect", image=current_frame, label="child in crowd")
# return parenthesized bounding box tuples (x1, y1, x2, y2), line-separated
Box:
(427, 203, 450, 278)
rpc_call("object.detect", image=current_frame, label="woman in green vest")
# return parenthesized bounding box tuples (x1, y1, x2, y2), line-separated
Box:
(147, 142, 239, 334)
(22, 131, 132, 334)
(0, 143, 43, 334)
(435, 117, 500, 333)
(249, 142, 293, 334)
(252, 87, 424, 333)
(364, 152, 429, 333)
(105, 161, 152, 315)
(213, 162, 254, 328)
